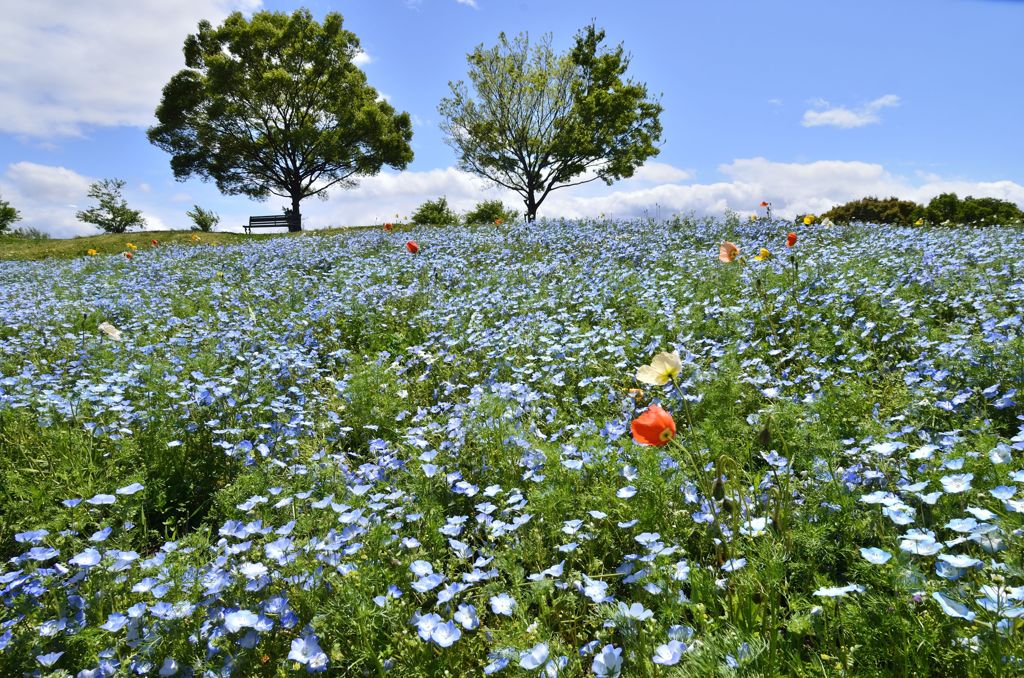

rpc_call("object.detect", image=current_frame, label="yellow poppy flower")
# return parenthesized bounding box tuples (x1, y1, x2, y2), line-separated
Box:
(915, 218, 924, 226)
(753, 247, 771, 261)
(636, 351, 683, 386)
(86, 249, 97, 256)
(803, 215, 815, 226)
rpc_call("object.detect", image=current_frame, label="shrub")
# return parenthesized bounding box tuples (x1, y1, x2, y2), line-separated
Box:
(8, 226, 50, 240)
(0, 196, 20, 232)
(411, 196, 459, 225)
(75, 179, 146, 233)
(821, 196, 923, 226)
(924, 193, 1024, 226)
(186, 205, 220, 232)
(463, 199, 518, 225)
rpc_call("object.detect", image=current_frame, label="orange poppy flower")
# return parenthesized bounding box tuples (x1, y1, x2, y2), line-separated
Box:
(384, 223, 393, 232)
(406, 240, 420, 254)
(124, 251, 134, 260)
(719, 241, 739, 263)
(786, 232, 797, 247)
(760, 201, 770, 207)
(631, 404, 677, 446)
(151, 239, 158, 246)
(494, 218, 503, 225)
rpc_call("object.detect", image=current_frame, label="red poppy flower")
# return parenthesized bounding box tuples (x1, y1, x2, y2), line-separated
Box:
(384, 223, 393, 232)
(406, 240, 420, 254)
(151, 239, 158, 246)
(786, 232, 797, 248)
(760, 201, 770, 207)
(631, 404, 677, 446)
(124, 251, 134, 260)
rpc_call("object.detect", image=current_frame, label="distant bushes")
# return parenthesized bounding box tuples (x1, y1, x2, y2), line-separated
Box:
(822, 193, 1023, 226)
(411, 196, 460, 226)
(411, 197, 519, 226)
(463, 199, 518, 225)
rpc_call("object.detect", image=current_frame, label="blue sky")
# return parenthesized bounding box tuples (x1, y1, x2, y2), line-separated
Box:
(1, 0, 1022, 237)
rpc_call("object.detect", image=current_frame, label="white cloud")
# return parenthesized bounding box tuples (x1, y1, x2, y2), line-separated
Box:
(802, 94, 901, 129)
(352, 50, 372, 67)
(0, 0, 261, 137)
(455, 0, 478, 7)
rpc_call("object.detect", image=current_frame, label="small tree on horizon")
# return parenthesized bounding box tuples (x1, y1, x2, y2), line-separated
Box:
(75, 179, 146, 233)
(0, 194, 21, 233)
(186, 205, 220, 232)
(439, 25, 663, 222)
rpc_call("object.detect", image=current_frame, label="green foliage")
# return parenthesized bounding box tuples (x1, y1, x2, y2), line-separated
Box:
(75, 179, 146, 233)
(7, 226, 50, 240)
(186, 204, 220, 232)
(924, 192, 1024, 226)
(439, 24, 662, 221)
(822, 193, 1024, 227)
(0, 195, 20, 232)
(411, 196, 460, 225)
(148, 9, 414, 229)
(463, 199, 518, 225)
(821, 196, 923, 226)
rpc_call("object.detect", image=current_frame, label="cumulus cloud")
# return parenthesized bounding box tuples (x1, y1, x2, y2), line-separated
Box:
(352, 50, 372, 67)
(0, 0, 261, 137)
(802, 94, 901, 129)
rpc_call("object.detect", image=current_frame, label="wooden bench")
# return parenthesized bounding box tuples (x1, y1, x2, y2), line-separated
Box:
(244, 214, 300, 233)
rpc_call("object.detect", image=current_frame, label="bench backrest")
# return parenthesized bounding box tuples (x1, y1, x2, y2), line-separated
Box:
(249, 214, 300, 226)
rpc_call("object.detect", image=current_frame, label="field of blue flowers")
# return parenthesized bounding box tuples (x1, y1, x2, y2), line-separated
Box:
(1, 217, 1023, 676)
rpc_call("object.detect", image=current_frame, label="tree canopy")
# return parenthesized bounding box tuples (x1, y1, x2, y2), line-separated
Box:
(439, 25, 662, 222)
(148, 9, 413, 231)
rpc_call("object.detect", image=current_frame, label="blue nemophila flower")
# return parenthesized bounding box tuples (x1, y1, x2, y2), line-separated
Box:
(413, 612, 443, 641)
(86, 493, 117, 505)
(941, 474, 974, 494)
(721, 557, 746, 572)
(591, 644, 622, 677)
(224, 609, 260, 633)
(14, 529, 49, 543)
(454, 603, 479, 630)
(158, 657, 179, 676)
(859, 547, 892, 565)
(289, 629, 328, 673)
(70, 548, 103, 568)
(933, 592, 976, 621)
(616, 486, 637, 499)
(412, 573, 444, 593)
(490, 593, 516, 615)
(116, 482, 145, 495)
(36, 651, 63, 668)
(617, 601, 653, 621)
(520, 642, 550, 670)
(410, 560, 433, 577)
(483, 654, 511, 674)
(652, 640, 687, 666)
(431, 620, 462, 647)
(813, 583, 865, 597)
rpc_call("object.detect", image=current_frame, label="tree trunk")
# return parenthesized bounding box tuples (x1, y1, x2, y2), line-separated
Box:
(289, 194, 302, 232)
(525, 192, 537, 223)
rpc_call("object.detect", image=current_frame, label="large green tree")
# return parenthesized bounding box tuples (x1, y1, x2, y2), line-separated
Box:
(148, 9, 413, 231)
(439, 25, 663, 222)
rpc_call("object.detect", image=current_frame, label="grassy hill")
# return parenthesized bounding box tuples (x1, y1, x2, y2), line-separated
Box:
(1, 218, 1023, 675)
